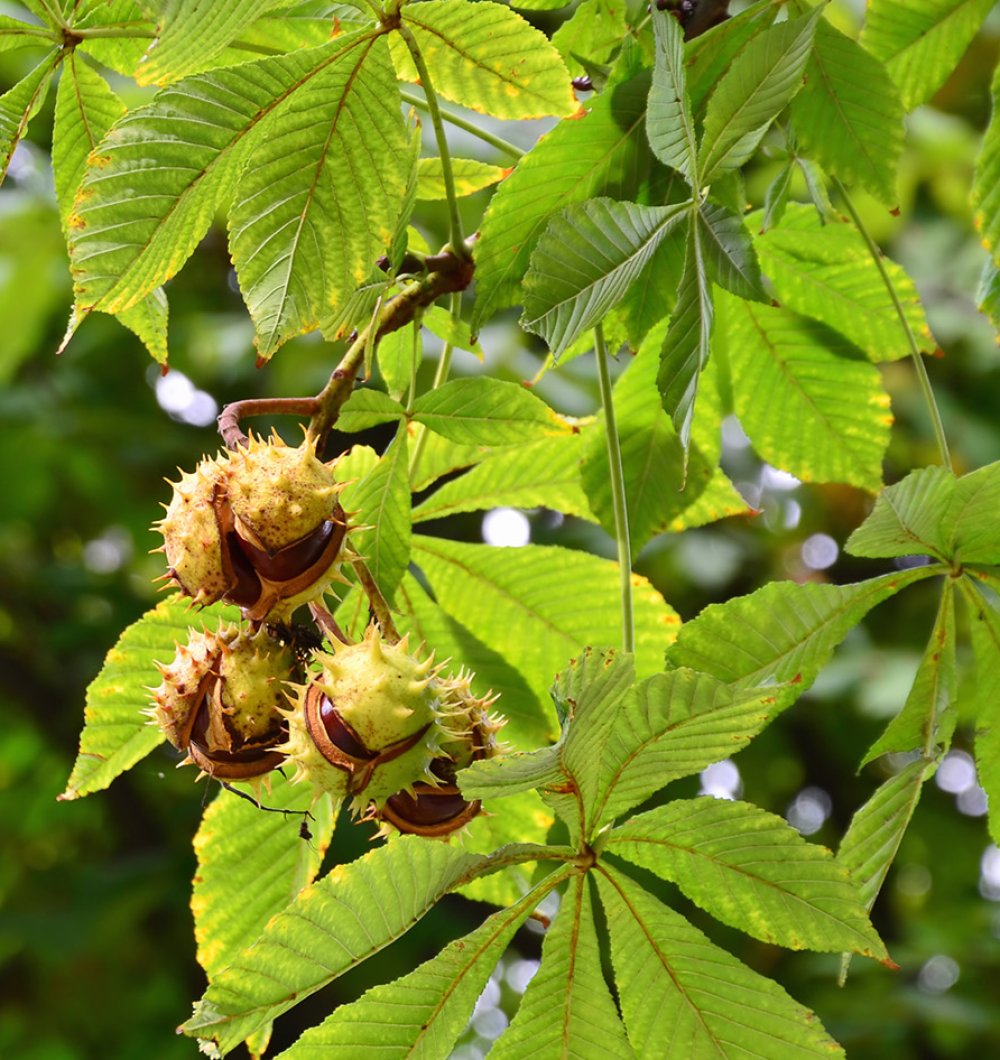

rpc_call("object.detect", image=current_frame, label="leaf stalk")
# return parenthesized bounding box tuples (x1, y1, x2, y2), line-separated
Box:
(595, 323, 634, 654)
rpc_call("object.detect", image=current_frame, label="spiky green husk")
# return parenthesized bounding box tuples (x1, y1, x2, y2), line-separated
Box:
(283, 626, 505, 825)
(155, 459, 228, 606)
(150, 624, 297, 769)
(223, 432, 341, 554)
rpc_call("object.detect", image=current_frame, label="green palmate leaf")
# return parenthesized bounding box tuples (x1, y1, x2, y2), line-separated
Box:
(0, 15, 52, 54)
(410, 431, 489, 491)
(762, 158, 794, 231)
(613, 207, 687, 346)
(183, 837, 496, 1053)
(977, 258, 1000, 329)
(454, 790, 556, 909)
(276, 871, 567, 1059)
(335, 388, 406, 432)
(607, 799, 887, 959)
(697, 7, 820, 184)
(522, 197, 691, 357)
(53, 54, 170, 363)
(839, 759, 930, 912)
(410, 377, 572, 446)
(845, 465, 956, 561)
(412, 432, 594, 526)
(229, 34, 410, 358)
(974, 62, 1000, 267)
(860, 0, 994, 111)
(395, 572, 552, 748)
(571, 670, 797, 831)
(697, 201, 767, 302)
(375, 320, 416, 398)
(412, 537, 680, 703)
(60, 594, 240, 800)
(0, 47, 59, 185)
(135, 0, 283, 86)
(657, 213, 713, 450)
(459, 746, 564, 800)
(790, 19, 903, 206)
(963, 579, 1000, 845)
(192, 777, 337, 982)
(422, 305, 483, 359)
(551, 0, 626, 78)
(944, 461, 1000, 564)
(390, 0, 576, 120)
(582, 323, 749, 552)
(752, 205, 932, 363)
(647, 8, 697, 183)
(473, 52, 657, 327)
(684, 0, 777, 111)
(666, 567, 939, 689)
(596, 867, 845, 1058)
(716, 291, 891, 491)
(415, 156, 506, 200)
(72, 1, 155, 76)
(492, 874, 633, 1059)
(68, 29, 388, 324)
(52, 52, 125, 227)
(339, 422, 410, 603)
(862, 581, 957, 766)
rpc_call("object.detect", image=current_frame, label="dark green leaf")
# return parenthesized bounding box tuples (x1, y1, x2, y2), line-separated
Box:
(697, 201, 767, 301)
(697, 8, 820, 183)
(962, 579, 1000, 846)
(647, 8, 697, 182)
(522, 197, 690, 357)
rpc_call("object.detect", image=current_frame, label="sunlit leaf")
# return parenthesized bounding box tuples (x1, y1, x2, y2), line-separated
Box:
(943, 460, 1000, 564)
(596, 868, 845, 1058)
(716, 290, 892, 491)
(583, 325, 749, 552)
(193, 777, 336, 981)
(60, 594, 240, 800)
(860, 0, 994, 110)
(413, 537, 680, 703)
(390, 0, 576, 120)
(473, 53, 657, 327)
(845, 465, 956, 561)
(862, 581, 957, 766)
(411, 377, 572, 445)
(183, 837, 496, 1053)
(608, 799, 888, 958)
(339, 423, 410, 602)
(335, 388, 406, 432)
(666, 567, 939, 689)
(752, 205, 933, 363)
(551, 0, 625, 78)
(0, 47, 59, 185)
(491, 874, 632, 1059)
(276, 873, 564, 1058)
(412, 432, 593, 527)
(395, 572, 552, 749)
(415, 156, 506, 200)
(136, 0, 283, 85)
(790, 19, 903, 205)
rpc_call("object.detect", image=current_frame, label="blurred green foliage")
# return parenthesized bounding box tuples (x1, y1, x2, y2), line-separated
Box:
(1, 2, 999, 1057)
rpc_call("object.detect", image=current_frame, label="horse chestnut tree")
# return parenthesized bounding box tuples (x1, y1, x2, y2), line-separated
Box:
(0, 0, 988, 1055)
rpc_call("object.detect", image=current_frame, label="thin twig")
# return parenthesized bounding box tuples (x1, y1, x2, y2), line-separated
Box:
(217, 396, 319, 451)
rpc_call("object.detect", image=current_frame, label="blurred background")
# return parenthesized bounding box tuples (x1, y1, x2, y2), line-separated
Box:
(2, 1, 1000, 1057)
